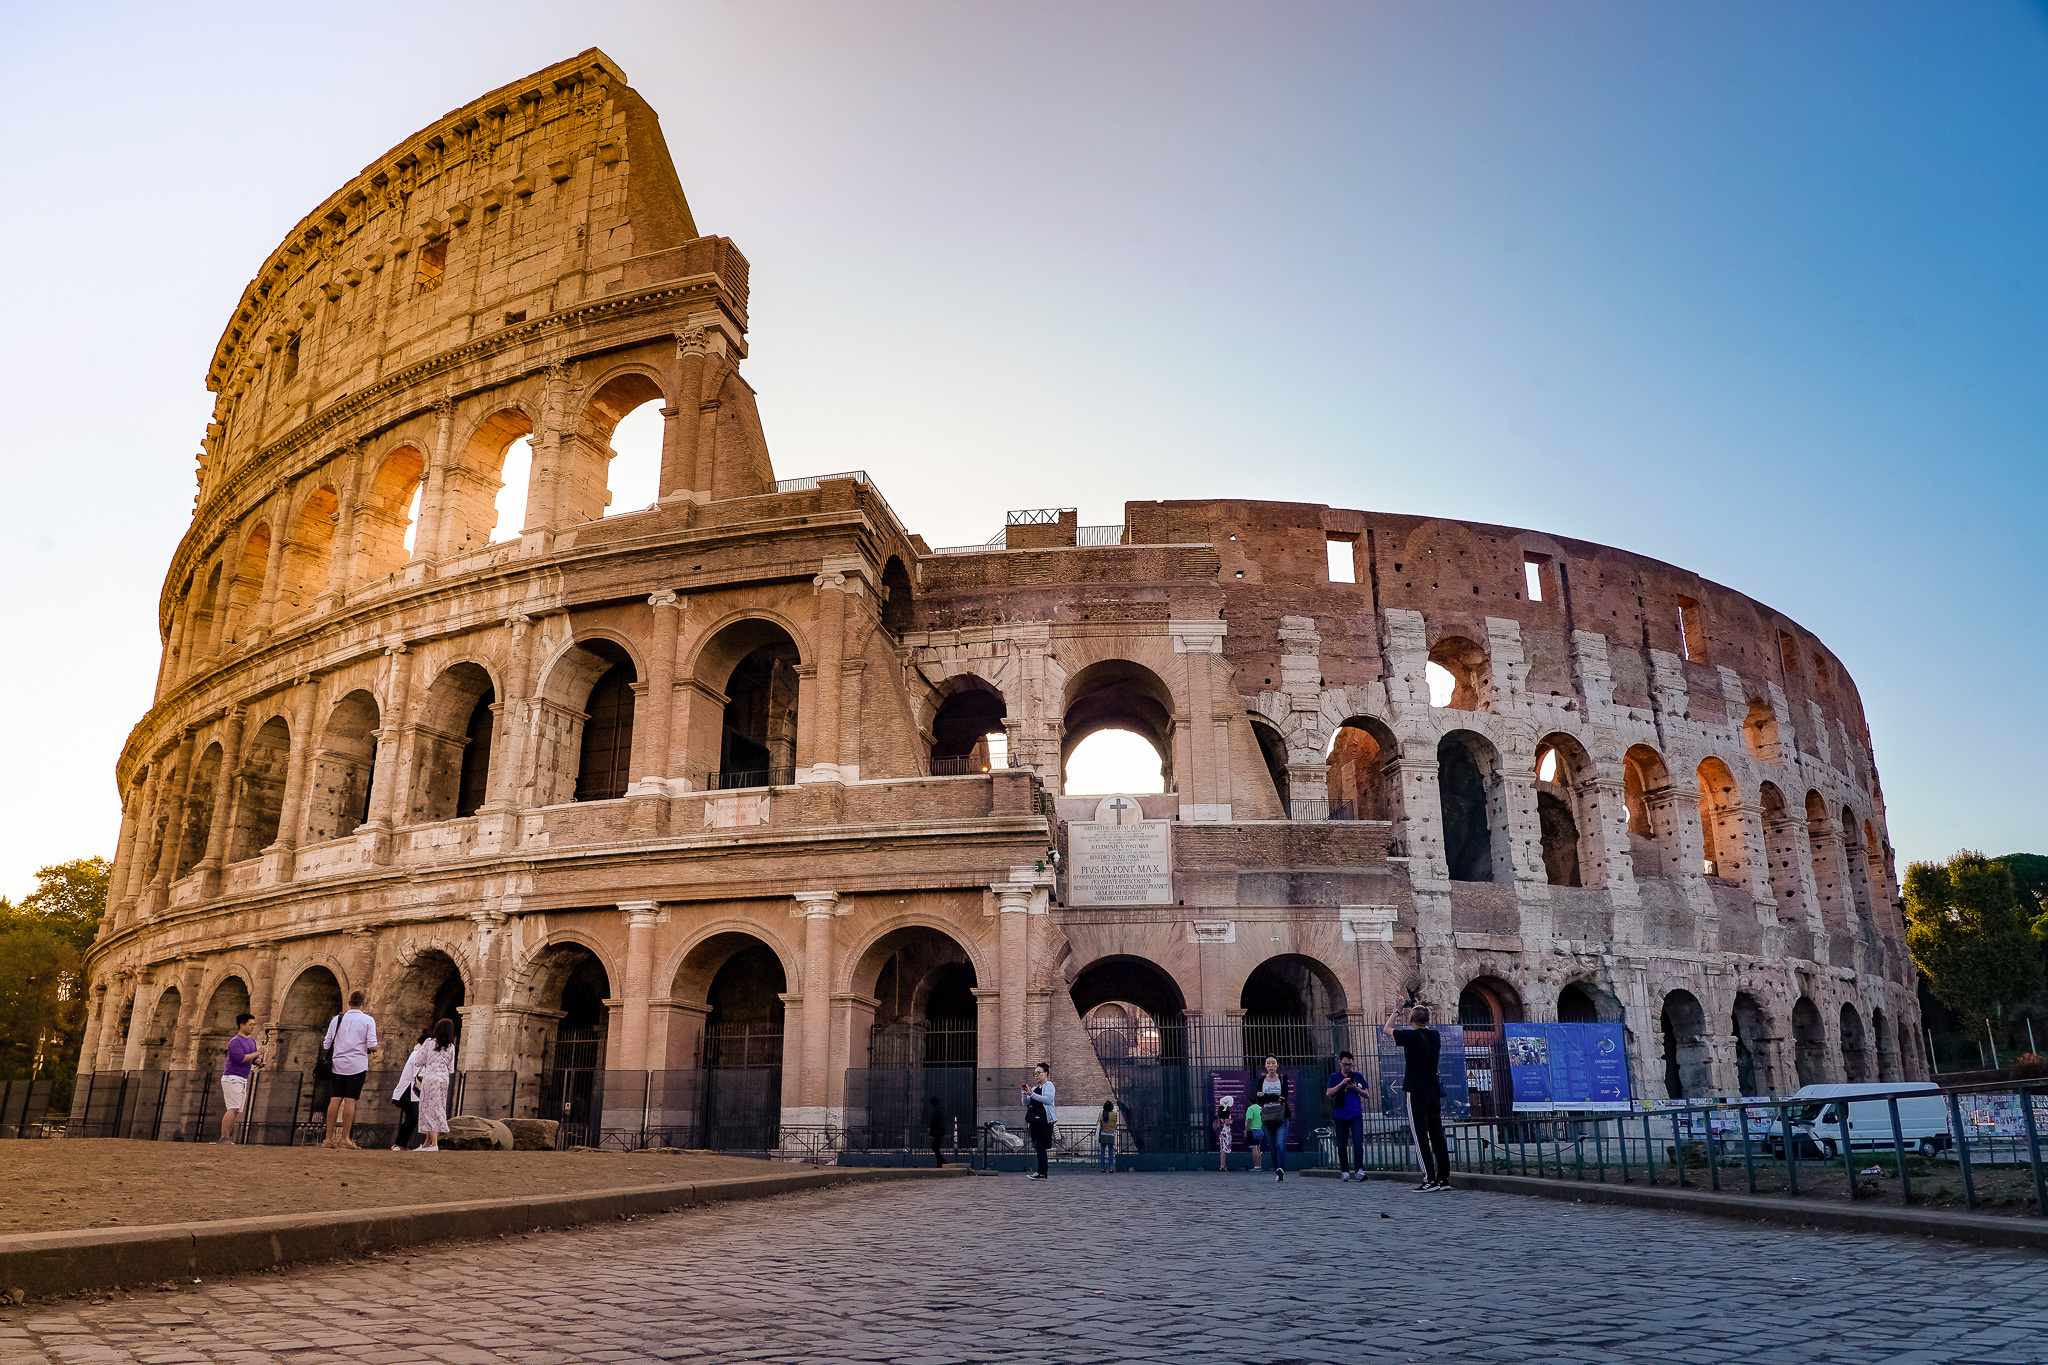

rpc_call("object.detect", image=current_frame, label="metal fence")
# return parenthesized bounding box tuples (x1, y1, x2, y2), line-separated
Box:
(49, 1069, 521, 1147)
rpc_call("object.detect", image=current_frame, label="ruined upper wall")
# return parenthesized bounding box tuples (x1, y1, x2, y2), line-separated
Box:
(197, 49, 720, 493)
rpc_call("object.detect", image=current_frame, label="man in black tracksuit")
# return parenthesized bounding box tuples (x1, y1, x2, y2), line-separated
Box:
(1386, 1004, 1452, 1191)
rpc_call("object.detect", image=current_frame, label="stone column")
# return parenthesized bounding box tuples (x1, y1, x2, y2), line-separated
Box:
(120, 972, 156, 1073)
(793, 891, 845, 1123)
(169, 958, 206, 1068)
(464, 909, 508, 1067)
(634, 591, 680, 788)
(972, 985, 1003, 1074)
(264, 678, 323, 881)
(249, 945, 280, 1032)
(1169, 619, 1229, 820)
(661, 330, 707, 502)
(484, 614, 537, 811)
(145, 733, 199, 911)
(107, 788, 145, 932)
(615, 901, 661, 1072)
(360, 644, 414, 862)
(805, 570, 848, 782)
(76, 983, 109, 1077)
(98, 974, 134, 1073)
(320, 444, 364, 610)
(251, 491, 293, 639)
(416, 399, 455, 561)
(194, 706, 245, 897)
(994, 882, 1034, 1069)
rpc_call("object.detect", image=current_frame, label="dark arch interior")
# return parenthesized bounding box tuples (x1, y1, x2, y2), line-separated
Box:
(1249, 717, 1289, 814)
(881, 556, 913, 634)
(1438, 734, 1493, 882)
(1557, 983, 1598, 1023)
(1071, 955, 1187, 1022)
(931, 683, 1006, 768)
(575, 653, 637, 802)
(721, 641, 800, 782)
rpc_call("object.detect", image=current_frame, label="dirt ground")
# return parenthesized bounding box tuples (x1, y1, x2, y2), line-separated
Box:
(1, 1141, 792, 1234)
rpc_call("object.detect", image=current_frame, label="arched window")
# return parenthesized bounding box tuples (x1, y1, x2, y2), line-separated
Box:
(1622, 745, 1673, 877)
(929, 678, 1007, 776)
(443, 409, 536, 554)
(231, 717, 291, 861)
(224, 523, 270, 646)
(687, 620, 802, 791)
(581, 373, 669, 523)
(1842, 806, 1873, 930)
(1839, 1002, 1870, 1082)
(1873, 1006, 1897, 1081)
(881, 556, 913, 634)
(1437, 731, 1503, 882)
(1062, 660, 1175, 796)
(1426, 636, 1488, 711)
(575, 662, 637, 802)
(1806, 792, 1847, 931)
(1758, 782, 1802, 920)
(190, 563, 223, 666)
(1247, 715, 1290, 817)
(1659, 990, 1713, 1098)
(276, 485, 338, 618)
(1696, 757, 1748, 881)
(1326, 718, 1396, 822)
(356, 446, 427, 582)
(1792, 996, 1827, 1086)
(1732, 992, 1775, 1096)
(305, 690, 380, 842)
(174, 743, 224, 881)
(1534, 734, 1598, 888)
(410, 664, 497, 823)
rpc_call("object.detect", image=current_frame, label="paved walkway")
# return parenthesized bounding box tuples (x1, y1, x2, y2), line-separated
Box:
(4, 1170, 2045, 1364)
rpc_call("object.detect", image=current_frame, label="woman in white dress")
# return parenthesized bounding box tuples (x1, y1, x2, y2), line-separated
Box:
(415, 1018, 458, 1152)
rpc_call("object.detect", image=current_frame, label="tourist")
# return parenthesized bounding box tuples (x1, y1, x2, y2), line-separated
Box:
(390, 1027, 430, 1151)
(1385, 1004, 1450, 1191)
(1096, 1099, 1118, 1173)
(1215, 1093, 1235, 1171)
(217, 1012, 262, 1145)
(321, 991, 379, 1149)
(1325, 1050, 1370, 1181)
(1019, 1062, 1057, 1179)
(1245, 1097, 1264, 1171)
(413, 1017, 458, 1153)
(927, 1095, 946, 1168)
(1253, 1054, 1292, 1183)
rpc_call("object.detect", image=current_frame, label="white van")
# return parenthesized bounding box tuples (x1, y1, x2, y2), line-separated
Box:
(1762, 1083, 1951, 1159)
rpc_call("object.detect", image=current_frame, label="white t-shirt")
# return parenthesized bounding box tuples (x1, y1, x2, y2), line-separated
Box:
(323, 1009, 379, 1076)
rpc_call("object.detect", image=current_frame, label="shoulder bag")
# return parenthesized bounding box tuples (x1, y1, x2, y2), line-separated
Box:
(314, 1013, 338, 1080)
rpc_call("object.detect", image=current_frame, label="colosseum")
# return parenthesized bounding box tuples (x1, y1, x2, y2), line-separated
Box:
(78, 49, 1920, 1152)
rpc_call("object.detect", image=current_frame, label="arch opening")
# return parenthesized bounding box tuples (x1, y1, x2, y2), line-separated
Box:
(359, 447, 427, 581)
(175, 743, 224, 881)
(231, 717, 291, 861)
(1438, 730, 1503, 883)
(1759, 782, 1802, 920)
(1839, 1001, 1870, 1082)
(140, 987, 182, 1071)
(583, 372, 668, 520)
(862, 927, 978, 1070)
(929, 677, 1007, 776)
(410, 663, 497, 823)
(1062, 660, 1175, 795)
(1743, 697, 1780, 763)
(195, 975, 251, 1082)
(1697, 757, 1748, 881)
(276, 486, 338, 618)
(880, 556, 913, 635)
(1659, 989, 1712, 1099)
(1248, 714, 1291, 817)
(1458, 977, 1525, 1119)
(526, 943, 613, 1143)
(1792, 996, 1827, 1087)
(1326, 717, 1396, 822)
(1623, 745, 1673, 877)
(305, 690, 380, 843)
(1426, 637, 1488, 711)
(1732, 991, 1776, 1096)
(389, 950, 467, 1049)
(1873, 1006, 1898, 1081)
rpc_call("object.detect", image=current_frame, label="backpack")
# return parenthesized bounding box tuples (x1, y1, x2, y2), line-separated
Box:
(314, 1013, 338, 1080)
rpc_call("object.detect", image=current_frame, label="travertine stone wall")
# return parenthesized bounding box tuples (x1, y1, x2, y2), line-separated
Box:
(86, 54, 1918, 1142)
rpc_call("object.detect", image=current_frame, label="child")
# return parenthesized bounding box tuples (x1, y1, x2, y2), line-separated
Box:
(1097, 1100, 1118, 1173)
(1216, 1094, 1235, 1171)
(1245, 1099, 1264, 1171)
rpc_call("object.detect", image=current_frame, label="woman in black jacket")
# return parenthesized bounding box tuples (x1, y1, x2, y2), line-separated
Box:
(1252, 1054, 1291, 1183)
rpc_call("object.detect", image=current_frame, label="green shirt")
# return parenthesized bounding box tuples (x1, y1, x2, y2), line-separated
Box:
(1245, 1103, 1263, 1131)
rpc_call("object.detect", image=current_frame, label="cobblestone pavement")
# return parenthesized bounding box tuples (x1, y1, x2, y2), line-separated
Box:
(5, 1171, 2047, 1365)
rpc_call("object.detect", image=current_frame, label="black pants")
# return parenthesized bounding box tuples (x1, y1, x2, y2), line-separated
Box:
(1407, 1091, 1448, 1182)
(392, 1095, 419, 1150)
(1334, 1116, 1364, 1172)
(930, 1135, 945, 1168)
(1030, 1122, 1051, 1177)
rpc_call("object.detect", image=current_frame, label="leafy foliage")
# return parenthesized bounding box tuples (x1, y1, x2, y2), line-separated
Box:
(0, 858, 110, 1109)
(1905, 851, 2045, 1032)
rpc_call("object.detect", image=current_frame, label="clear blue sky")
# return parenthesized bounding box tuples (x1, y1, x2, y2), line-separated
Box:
(1, 0, 2042, 898)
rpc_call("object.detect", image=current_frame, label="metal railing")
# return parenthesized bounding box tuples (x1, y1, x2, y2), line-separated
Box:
(703, 766, 795, 790)
(769, 470, 907, 540)
(1371, 1079, 2047, 1216)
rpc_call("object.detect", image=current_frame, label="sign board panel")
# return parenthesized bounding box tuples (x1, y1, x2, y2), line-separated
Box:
(1068, 819, 1172, 905)
(1507, 1023, 1632, 1112)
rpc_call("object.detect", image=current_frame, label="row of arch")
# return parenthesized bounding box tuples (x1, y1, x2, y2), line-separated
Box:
(169, 367, 681, 683)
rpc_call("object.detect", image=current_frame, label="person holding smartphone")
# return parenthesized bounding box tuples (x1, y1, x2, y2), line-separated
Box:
(1324, 1050, 1370, 1181)
(1019, 1062, 1057, 1180)
(1385, 1004, 1450, 1191)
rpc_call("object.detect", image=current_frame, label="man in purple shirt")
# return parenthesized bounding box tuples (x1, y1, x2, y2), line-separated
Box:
(218, 1013, 262, 1145)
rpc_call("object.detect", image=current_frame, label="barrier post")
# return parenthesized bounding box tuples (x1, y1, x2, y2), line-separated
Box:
(2017, 1083, 2045, 1218)
(1887, 1095, 1910, 1205)
(1780, 1103, 1798, 1196)
(1947, 1092, 1976, 1209)
(1838, 1102, 1855, 1199)
(1739, 1105, 1757, 1194)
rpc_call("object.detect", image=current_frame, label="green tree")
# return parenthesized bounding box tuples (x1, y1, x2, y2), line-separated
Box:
(0, 928, 81, 1080)
(1905, 851, 2045, 1032)
(0, 857, 110, 1111)
(1995, 853, 2048, 950)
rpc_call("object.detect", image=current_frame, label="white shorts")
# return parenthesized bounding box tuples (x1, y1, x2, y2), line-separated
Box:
(221, 1074, 249, 1111)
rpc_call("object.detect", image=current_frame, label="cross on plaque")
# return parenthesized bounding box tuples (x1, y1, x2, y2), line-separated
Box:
(1106, 797, 1134, 825)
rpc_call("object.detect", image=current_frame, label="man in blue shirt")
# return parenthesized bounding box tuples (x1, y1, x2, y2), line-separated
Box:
(1324, 1050, 1370, 1181)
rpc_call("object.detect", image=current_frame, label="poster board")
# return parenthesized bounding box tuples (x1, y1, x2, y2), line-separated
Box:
(1507, 1023, 1632, 1112)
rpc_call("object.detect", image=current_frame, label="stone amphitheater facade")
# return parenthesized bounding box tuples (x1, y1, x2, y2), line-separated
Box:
(81, 50, 1920, 1138)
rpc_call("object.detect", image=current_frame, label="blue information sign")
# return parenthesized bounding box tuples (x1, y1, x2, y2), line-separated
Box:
(1376, 1024, 1471, 1121)
(1506, 1023, 1631, 1112)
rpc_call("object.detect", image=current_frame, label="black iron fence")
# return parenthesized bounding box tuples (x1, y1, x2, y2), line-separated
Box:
(0, 1078, 54, 1137)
